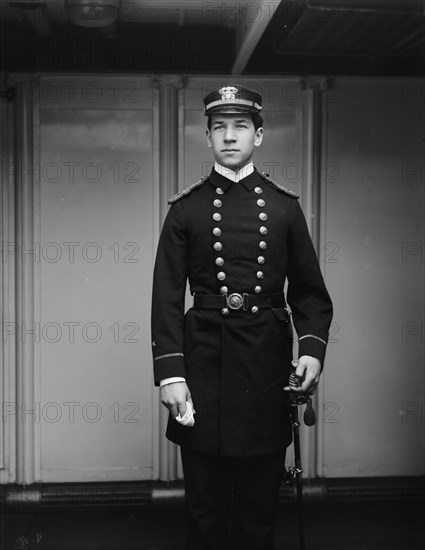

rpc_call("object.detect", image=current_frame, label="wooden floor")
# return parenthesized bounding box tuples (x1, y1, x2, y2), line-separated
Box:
(1, 500, 424, 550)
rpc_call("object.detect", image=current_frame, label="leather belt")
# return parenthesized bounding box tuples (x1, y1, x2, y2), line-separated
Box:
(193, 292, 286, 312)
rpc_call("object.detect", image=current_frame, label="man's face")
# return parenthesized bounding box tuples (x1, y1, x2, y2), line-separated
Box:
(206, 114, 263, 171)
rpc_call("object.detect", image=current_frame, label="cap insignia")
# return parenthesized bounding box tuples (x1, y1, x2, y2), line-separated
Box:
(219, 86, 238, 101)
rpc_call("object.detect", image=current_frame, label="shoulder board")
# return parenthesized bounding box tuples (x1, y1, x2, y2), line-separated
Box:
(258, 172, 299, 198)
(168, 176, 209, 204)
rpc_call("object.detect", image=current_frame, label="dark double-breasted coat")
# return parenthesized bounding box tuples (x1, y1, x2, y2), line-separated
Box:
(151, 168, 333, 457)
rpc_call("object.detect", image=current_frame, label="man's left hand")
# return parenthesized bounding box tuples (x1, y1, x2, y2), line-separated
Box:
(283, 355, 321, 394)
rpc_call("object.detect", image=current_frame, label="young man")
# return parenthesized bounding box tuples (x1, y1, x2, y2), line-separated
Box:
(151, 85, 333, 550)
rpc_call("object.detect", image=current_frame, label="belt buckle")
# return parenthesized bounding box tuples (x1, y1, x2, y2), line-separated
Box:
(227, 293, 245, 310)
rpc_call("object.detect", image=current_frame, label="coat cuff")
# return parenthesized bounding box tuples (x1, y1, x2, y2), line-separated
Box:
(159, 377, 186, 387)
(153, 353, 186, 387)
(298, 335, 327, 366)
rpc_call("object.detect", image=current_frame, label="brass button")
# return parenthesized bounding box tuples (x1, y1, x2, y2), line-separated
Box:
(213, 199, 222, 208)
(257, 199, 265, 207)
(216, 187, 224, 195)
(213, 227, 222, 237)
(213, 242, 223, 251)
(257, 256, 265, 265)
(259, 212, 268, 221)
(254, 187, 263, 194)
(259, 241, 267, 250)
(254, 285, 262, 294)
(221, 308, 229, 316)
(217, 271, 226, 281)
(256, 271, 264, 279)
(251, 306, 259, 314)
(215, 257, 224, 266)
(213, 213, 222, 222)
(220, 286, 229, 294)
(259, 226, 268, 235)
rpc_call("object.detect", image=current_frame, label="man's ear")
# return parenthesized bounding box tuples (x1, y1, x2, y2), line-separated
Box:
(206, 129, 212, 148)
(254, 127, 264, 147)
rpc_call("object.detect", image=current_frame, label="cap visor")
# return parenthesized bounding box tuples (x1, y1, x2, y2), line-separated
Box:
(204, 105, 261, 115)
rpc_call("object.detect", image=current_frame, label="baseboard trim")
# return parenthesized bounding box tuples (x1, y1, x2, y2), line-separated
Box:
(0, 476, 423, 510)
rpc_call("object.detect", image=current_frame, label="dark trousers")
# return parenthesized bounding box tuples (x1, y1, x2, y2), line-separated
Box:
(180, 447, 286, 550)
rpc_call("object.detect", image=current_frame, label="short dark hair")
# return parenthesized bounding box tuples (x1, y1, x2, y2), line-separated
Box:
(207, 113, 264, 131)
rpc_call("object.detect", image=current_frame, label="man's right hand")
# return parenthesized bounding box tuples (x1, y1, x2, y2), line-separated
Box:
(160, 382, 194, 419)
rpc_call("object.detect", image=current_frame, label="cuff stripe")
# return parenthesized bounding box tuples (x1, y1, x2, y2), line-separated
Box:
(154, 352, 184, 362)
(299, 334, 327, 346)
(159, 377, 186, 387)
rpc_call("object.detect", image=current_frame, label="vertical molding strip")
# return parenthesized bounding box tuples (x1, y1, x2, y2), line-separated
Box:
(156, 75, 181, 482)
(0, 93, 7, 471)
(0, 89, 16, 477)
(301, 79, 326, 478)
(32, 76, 41, 481)
(151, 80, 161, 482)
(300, 82, 315, 478)
(14, 79, 36, 484)
(317, 81, 330, 478)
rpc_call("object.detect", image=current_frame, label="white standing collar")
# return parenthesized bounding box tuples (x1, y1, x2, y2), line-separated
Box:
(214, 161, 254, 183)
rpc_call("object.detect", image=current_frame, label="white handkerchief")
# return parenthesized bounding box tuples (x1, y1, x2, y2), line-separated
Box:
(175, 401, 195, 427)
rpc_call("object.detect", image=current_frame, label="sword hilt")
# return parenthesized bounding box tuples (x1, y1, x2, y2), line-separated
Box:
(288, 361, 316, 426)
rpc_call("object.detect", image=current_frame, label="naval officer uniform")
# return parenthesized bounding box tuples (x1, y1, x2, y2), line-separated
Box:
(151, 85, 333, 550)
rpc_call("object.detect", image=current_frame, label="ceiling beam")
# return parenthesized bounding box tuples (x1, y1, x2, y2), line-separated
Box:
(231, 0, 281, 75)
